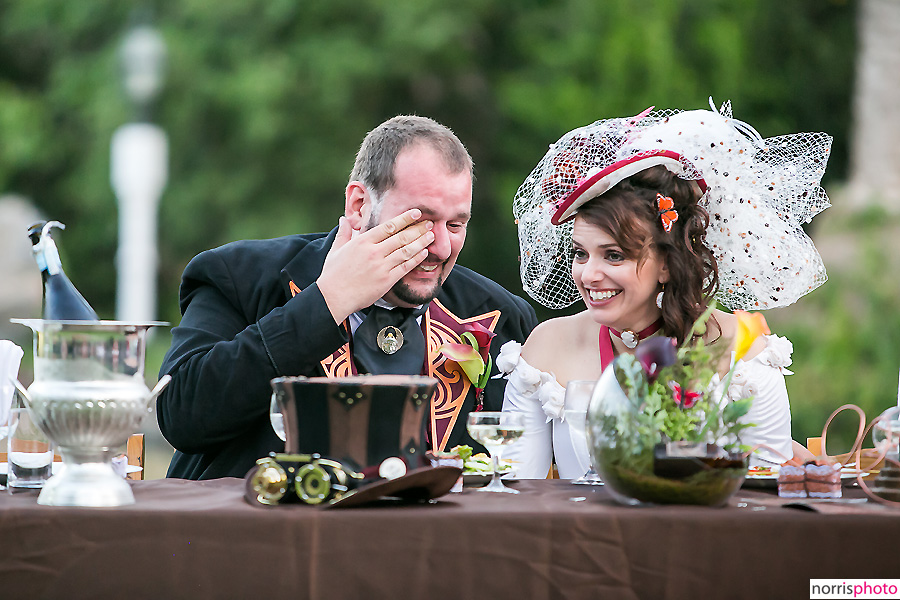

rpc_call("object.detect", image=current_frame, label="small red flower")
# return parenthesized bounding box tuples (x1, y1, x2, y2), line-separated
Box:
(668, 381, 702, 409)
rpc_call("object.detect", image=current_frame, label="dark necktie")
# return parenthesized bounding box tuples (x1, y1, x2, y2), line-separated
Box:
(353, 304, 428, 375)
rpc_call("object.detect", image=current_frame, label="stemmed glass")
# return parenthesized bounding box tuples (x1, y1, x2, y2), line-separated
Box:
(270, 392, 286, 442)
(564, 380, 604, 485)
(466, 411, 525, 494)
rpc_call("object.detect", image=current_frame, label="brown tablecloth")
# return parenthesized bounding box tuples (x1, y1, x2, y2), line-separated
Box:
(1, 478, 897, 600)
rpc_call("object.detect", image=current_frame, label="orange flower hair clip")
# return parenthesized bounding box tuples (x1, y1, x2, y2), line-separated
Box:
(656, 193, 678, 232)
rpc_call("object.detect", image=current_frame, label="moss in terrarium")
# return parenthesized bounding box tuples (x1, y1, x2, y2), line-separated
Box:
(597, 445, 746, 506)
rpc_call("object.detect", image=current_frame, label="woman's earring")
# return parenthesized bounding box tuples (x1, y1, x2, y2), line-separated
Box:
(656, 289, 664, 309)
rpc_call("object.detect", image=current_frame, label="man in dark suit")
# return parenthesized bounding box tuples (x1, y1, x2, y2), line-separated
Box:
(157, 115, 537, 479)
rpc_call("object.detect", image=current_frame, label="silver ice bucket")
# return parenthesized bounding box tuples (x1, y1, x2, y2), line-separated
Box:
(11, 319, 169, 507)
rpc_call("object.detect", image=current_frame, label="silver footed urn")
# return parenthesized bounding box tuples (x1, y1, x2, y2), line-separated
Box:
(11, 319, 169, 507)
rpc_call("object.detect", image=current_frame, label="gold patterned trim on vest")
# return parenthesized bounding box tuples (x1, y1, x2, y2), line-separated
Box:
(425, 299, 500, 452)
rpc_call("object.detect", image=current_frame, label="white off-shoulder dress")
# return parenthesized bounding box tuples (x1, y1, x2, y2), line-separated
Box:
(498, 336, 795, 479)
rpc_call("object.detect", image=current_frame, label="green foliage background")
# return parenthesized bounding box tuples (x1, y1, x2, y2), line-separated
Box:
(4, 0, 892, 451)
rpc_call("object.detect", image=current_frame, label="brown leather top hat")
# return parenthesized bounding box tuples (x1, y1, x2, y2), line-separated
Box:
(244, 375, 462, 508)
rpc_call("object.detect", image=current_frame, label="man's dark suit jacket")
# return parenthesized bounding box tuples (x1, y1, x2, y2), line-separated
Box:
(157, 227, 537, 480)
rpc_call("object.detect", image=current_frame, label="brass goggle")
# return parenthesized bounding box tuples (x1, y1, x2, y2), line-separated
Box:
(246, 452, 365, 506)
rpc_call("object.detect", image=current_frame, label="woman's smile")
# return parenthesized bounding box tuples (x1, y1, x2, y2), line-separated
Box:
(587, 289, 621, 303)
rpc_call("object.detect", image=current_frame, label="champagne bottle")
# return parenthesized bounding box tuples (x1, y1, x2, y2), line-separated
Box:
(28, 220, 99, 321)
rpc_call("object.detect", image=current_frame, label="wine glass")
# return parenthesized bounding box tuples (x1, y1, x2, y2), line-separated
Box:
(270, 392, 286, 442)
(873, 406, 900, 462)
(466, 411, 526, 494)
(564, 380, 603, 485)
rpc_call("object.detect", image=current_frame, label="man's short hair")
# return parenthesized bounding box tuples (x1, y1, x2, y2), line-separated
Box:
(350, 115, 473, 216)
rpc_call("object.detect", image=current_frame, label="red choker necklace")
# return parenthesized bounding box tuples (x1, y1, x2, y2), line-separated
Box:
(608, 319, 663, 349)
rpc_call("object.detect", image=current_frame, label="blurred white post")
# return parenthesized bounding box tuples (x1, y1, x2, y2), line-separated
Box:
(112, 124, 167, 322)
(846, 0, 900, 213)
(111, 22, 167, 322)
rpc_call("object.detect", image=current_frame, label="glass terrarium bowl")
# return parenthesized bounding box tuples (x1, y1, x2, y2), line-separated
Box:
(586, 364, 747, 507)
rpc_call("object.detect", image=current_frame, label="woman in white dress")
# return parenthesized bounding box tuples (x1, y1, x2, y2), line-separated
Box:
(500, 101, 832, 479)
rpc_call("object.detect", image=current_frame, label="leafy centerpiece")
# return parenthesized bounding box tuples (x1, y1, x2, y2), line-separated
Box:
(587, 307, 770, 506)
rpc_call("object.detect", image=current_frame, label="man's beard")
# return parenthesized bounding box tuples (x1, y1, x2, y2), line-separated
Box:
(390, 273, 444, 306)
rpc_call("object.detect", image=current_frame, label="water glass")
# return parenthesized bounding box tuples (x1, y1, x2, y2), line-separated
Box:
(7, 401, 53, 491)
(564, 380, 603, 485)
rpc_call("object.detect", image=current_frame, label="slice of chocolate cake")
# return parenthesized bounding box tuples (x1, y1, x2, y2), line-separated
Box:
(805, 463, 842, 499)
(777, 465, 807, 498)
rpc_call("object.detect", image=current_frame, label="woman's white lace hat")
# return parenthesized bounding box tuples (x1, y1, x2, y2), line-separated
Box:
(513, 98, 832, 311)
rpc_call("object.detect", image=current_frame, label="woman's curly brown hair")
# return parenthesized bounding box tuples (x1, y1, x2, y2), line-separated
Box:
(576, 166, 719, 344)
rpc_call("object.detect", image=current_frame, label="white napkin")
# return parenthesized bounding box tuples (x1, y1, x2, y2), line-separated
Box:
(111, 454, 128, 479)
(0, 340, 25, 429)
